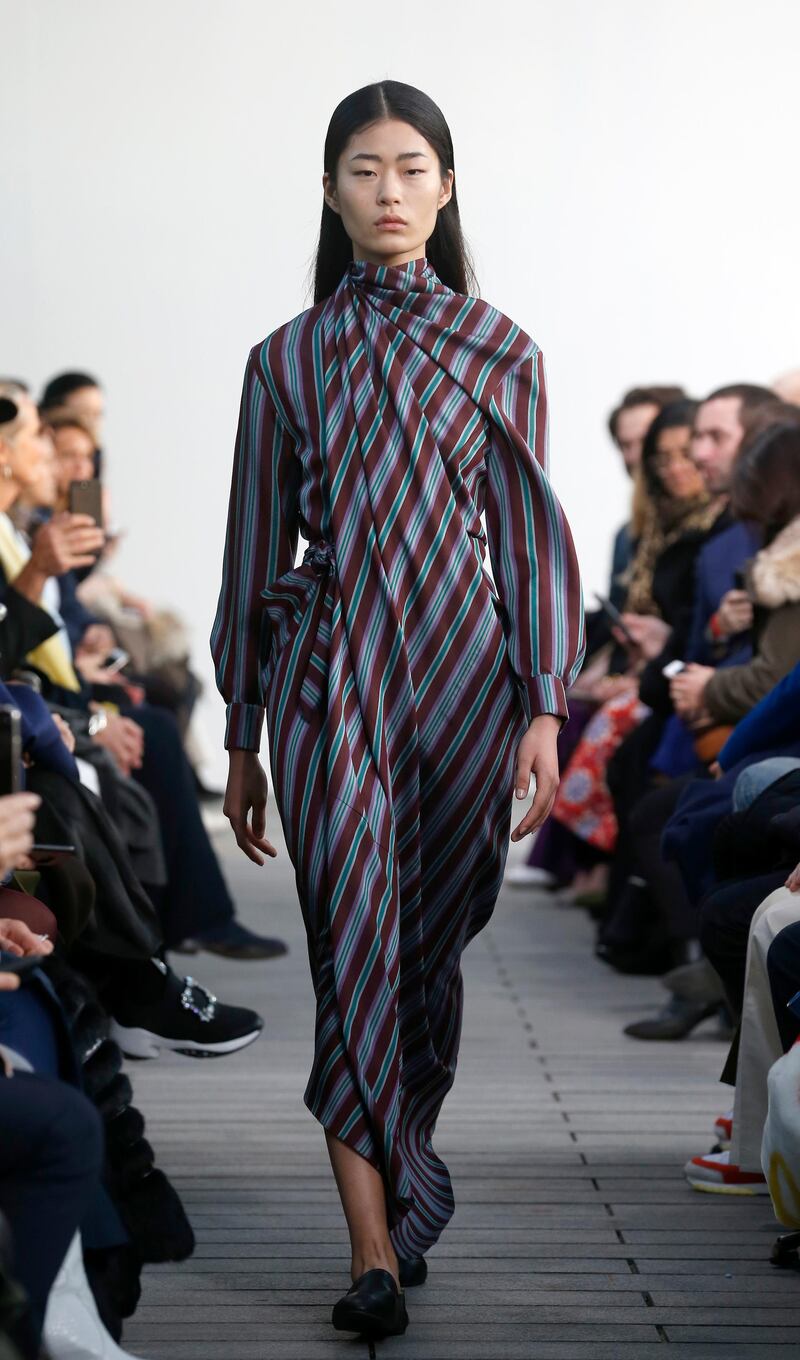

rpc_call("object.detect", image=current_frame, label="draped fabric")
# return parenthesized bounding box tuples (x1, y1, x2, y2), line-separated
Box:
(211, 255, 584, 1257)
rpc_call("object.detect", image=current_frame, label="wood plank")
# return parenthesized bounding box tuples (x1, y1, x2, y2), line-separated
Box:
(117, 802, 797, 1357)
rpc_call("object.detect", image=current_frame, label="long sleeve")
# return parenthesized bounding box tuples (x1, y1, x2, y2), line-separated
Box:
(0, 581, 59, 672)
(483, 346, 585, 723)
(211, 346, 300, 751)
(704, 602, 800, 724)
(718, 660, 800, 771)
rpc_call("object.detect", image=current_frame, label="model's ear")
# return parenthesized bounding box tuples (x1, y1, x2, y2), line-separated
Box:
(322, 173, 340, 216)
(438, 170, 454, 210)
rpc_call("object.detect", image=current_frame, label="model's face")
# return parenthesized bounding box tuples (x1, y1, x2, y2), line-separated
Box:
(61, 385, 104, 445)
(690, 397, 744, 494)
(51, 425, 96, 497)
(652, 425, 706, 501)
(323, 117, 454, 267)
(614, 403, 660, 476)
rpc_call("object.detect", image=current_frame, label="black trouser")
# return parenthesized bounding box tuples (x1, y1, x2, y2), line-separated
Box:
(127, 704, 233, 945)
(628, 779, 697, 941)
(600, 775, 696, 950)
(699, 871, 788, 1017)
(767, 919, 800, 1052)
(605, 714, 672, 914)
(0, 1074, 103, 1354)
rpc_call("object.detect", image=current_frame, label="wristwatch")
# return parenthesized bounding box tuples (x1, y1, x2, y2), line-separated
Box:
(88, 710, 108, 738)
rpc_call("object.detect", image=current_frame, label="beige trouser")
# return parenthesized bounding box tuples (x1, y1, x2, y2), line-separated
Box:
(731, 886, 800, 1171)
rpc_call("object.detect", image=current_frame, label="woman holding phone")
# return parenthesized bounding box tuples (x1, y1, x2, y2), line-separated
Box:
(212, 80, 584, 1347)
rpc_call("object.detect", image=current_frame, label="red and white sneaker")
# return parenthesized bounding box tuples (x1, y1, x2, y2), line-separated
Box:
(713, 1111, 733, 1146)
(684, 1148, 768, 1195)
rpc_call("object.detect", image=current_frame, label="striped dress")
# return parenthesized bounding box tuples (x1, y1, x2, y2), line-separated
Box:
(211, 254, 584, 1258)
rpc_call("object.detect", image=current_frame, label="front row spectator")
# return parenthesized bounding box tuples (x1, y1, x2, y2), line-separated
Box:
(0, 795, 141, 1359)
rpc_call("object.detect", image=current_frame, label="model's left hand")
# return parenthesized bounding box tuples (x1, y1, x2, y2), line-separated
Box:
(511, 714, 561, 841)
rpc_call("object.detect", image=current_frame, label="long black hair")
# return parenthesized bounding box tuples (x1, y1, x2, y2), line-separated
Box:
(640, 398, 700, 500)
(310, 81, 477, 304)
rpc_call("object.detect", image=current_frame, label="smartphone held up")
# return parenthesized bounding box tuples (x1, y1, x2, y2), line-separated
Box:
(68, 477, 103, 526)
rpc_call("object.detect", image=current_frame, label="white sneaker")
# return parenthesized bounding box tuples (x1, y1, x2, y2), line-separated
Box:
(684, 1148, 768, 1195)
(504, 864, 556, 888)
(43, 1232, 149, 1358)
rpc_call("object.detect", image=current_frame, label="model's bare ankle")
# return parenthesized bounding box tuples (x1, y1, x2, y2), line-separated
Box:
(351, 1240, 399, 1286)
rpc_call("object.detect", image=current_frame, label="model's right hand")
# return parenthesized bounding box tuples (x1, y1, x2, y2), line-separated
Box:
(224, 749, 278, 865)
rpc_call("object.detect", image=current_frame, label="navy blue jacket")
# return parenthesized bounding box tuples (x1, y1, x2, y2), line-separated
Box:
(718, 661, 800, 771)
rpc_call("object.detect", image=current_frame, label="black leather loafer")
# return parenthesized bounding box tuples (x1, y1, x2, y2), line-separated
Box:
(331, 1267, 409, 1338)
(398, 1255, 427, 1287)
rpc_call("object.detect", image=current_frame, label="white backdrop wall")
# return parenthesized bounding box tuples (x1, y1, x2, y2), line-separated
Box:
(3, 0, 799, 784)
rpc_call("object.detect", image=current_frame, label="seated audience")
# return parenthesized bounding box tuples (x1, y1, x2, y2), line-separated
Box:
(508, 383, 686, 892)
(549, 399, 720, 890)
(40, 374, 219, 791)
(0, 388, 285, 960)
(595, 385, 781, 981)
(624, 414, 800, 987)
(671, 419, 800, 729)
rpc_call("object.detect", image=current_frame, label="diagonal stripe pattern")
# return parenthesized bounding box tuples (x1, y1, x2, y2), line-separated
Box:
(211, 254, 584, 1256)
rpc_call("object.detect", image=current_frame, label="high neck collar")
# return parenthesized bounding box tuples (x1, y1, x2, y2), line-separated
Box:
(346, 254, 441, 297)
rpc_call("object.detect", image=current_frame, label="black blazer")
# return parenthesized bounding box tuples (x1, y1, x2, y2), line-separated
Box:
(0, 579, 59, 678)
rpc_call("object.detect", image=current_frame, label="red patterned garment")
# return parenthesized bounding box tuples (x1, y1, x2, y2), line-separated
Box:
(551, 689, 649, 852)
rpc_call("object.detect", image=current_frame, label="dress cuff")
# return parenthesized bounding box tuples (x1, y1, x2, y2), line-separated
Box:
(224, 702, 264, 751)
(518, 674, 569, 725)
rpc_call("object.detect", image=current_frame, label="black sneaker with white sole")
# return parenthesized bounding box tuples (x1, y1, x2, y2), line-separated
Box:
(108, 959, 264, 1059)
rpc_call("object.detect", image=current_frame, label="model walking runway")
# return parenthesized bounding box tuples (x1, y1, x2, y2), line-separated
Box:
(212, 76, 583, 1347)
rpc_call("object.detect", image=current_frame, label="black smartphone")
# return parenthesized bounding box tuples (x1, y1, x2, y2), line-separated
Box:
(30, 844, 77, 865)
(733, 569, 746, 591)
(0, 706, 22, 796)
(593, 593, 637, 646)
(69, 478, 103, 526)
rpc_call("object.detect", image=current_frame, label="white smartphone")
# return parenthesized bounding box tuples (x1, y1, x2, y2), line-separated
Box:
(103, 648, 130, 677)
(662, 659, 686, 679)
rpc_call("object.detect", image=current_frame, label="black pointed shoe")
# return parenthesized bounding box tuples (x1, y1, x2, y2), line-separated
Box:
(398, 1255, 427, 1287)
(331, 1268, 409, 1340)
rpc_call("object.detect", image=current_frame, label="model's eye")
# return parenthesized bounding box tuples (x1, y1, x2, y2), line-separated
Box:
(406, 168, 425, 175)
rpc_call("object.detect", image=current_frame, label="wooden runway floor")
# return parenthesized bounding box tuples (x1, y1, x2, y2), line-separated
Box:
(123, 798, 800, 1358)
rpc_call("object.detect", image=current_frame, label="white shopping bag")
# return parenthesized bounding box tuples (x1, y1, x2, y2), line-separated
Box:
(762, 1037, 800, 1227)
